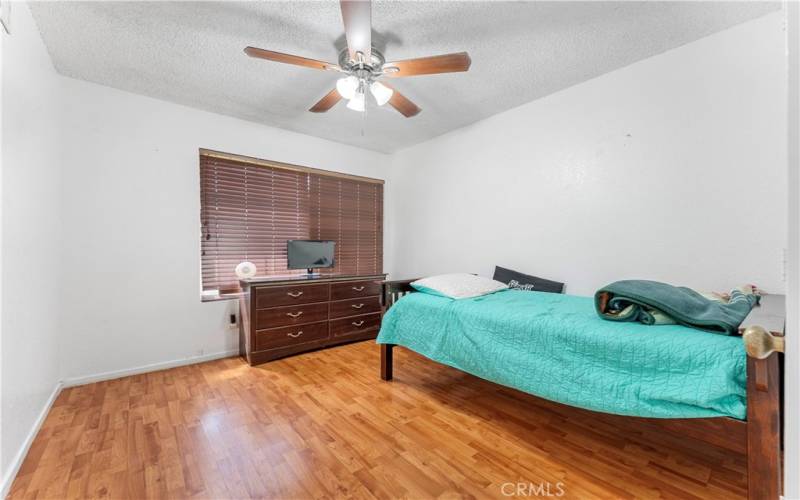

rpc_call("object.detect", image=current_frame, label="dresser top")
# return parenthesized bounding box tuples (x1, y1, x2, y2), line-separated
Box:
(241, 273, 386, 286)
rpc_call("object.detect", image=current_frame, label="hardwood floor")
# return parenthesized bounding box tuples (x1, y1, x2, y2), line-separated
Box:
(9, 341, 746, 499)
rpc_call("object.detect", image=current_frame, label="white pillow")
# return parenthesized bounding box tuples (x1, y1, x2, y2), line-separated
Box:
(411, 273, 508, 300)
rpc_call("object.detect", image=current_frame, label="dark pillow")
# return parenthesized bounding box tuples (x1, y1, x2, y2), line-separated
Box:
(493, 266, 564, 294)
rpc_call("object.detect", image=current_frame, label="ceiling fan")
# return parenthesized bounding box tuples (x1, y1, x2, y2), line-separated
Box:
(244, 0, 471, 118)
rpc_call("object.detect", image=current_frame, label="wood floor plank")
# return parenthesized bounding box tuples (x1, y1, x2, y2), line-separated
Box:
(9, 342, 747, 499)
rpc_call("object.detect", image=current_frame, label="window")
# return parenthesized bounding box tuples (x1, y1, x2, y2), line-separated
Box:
(200, 150, 383, 293)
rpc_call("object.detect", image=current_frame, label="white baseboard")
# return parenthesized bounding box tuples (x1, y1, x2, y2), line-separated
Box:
(0, 381, 64, 499)
(62, 349, 240, 388)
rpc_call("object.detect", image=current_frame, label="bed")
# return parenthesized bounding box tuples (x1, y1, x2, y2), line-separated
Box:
(377, 279, 785, 500)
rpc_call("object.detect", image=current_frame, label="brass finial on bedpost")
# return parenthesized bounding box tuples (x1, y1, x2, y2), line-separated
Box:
(743, 325, 785, 359)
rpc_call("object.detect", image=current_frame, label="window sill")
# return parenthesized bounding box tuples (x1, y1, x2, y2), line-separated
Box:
(201, 292, 243, 303)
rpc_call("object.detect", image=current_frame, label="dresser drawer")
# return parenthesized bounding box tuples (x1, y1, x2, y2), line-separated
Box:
(330, 280, 382, 301)
(256, 302, 329, 329)
(329, 296, 381, 319)
(330, 313, 381, 338)
(255, 321, 329, 351)
(255, 283, 329, 309)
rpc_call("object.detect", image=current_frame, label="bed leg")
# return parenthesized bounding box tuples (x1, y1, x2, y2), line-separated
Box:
(381, 344, 394, 381)
(747, 355, 781, 500)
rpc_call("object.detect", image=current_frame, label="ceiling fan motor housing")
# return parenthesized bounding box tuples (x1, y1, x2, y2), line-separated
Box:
(338, 47, 386, 81)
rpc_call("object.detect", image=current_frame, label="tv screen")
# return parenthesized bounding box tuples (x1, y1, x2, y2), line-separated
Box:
(287, 240, 335, 270)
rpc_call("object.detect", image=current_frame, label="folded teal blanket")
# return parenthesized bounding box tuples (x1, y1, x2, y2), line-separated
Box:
(595, 280, 758, 335)
(378, 290, 746, 420)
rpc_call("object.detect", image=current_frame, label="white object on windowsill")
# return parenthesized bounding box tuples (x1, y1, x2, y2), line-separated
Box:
(235, 261, 257, 279)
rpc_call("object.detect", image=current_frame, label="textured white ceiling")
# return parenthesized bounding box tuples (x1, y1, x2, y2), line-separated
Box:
(31, 1, 778, 153)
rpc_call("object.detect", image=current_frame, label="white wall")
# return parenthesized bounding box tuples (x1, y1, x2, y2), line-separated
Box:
(1, 0, 64, 491)
(0, 12, 5, 498)
(0, 9, 5, 498)
(57, 77, 390, 383)
(784, 2, 799, 498)
(387, 12, 787, 297)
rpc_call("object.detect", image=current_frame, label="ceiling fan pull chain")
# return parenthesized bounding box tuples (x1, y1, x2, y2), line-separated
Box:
(361, 103, 366, 136)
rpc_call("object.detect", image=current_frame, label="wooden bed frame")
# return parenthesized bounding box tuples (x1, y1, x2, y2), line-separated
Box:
(379, 279, 785, 500)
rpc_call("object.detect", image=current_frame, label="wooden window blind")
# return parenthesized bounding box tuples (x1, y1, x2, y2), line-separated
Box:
(200, 151, 383, 293)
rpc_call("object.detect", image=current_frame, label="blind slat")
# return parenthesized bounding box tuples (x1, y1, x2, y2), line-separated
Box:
(200, 154, 383, 292)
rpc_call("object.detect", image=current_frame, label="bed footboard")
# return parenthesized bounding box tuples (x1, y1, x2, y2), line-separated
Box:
(740, 296, 785, 500)
(746, 353, 781, 500)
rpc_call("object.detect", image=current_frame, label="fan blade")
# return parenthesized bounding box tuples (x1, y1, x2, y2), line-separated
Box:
(244, 47, 338, 71)
(340, 0, 371, 62)
(383, 52, 471, 77)
(309, 88, 342, 113)
(383, 84, 421, 118)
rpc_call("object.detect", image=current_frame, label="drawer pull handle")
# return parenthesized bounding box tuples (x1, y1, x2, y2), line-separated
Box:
(287, 291, 304, 298)
(351, 303, 365, 309)
(352, 320, 365, 327)
(286, 311, 304, 318)
(352, 286, 365, 292)
(287, 331, 303, 338)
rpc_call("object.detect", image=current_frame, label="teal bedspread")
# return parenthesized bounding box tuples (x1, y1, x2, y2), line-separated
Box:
(377, 290, 746, 420)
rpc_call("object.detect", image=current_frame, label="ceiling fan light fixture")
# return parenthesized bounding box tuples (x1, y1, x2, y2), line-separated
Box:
(245, 0, 471, 119)
(336, 76, 358, 100)
(346, 91, 365, 112)
(370, 81, 393, 106)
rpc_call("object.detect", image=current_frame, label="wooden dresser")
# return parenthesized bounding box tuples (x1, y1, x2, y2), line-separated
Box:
(239, 274, 386, 365)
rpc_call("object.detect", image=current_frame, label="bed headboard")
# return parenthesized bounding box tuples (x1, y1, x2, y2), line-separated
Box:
(381, 278, 418, 312)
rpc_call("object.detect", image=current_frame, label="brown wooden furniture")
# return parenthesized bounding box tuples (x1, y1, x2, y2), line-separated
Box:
(239, 274, 385, 365)
(380, 279, 785, 500)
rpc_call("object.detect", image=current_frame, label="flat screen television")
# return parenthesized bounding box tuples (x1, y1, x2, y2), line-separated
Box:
(287, 240, 335, 274)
